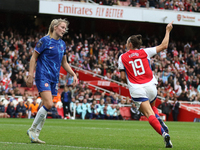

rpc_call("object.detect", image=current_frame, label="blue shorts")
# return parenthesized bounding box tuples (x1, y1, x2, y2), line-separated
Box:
(36, 79, 58, 96)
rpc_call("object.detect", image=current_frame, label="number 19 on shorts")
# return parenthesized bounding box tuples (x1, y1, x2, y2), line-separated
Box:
(129, 59, 145, 76)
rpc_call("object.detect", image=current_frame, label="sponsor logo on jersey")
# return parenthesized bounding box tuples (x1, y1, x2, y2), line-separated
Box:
(45, 83, 49, 87)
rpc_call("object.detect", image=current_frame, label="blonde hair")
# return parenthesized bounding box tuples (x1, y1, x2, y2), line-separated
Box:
(47, 18, 69, 37)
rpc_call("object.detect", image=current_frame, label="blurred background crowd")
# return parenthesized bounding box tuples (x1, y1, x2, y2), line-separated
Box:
(64, 0, 200, 12)
(0, 3, 200, 119)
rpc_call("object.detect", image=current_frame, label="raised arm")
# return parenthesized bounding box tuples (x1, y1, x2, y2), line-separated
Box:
(61, 55, 78, 86)
(156, 21, 173, 53)
(26, 51, 39, 87)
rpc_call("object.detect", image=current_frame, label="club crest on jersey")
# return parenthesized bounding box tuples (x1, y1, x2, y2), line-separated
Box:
(45, 83, 49, 87)
(61, 46, 64, 51)
(129, 53, 139, 58)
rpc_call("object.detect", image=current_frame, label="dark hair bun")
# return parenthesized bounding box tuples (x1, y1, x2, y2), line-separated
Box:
(136, 35, 142, 40)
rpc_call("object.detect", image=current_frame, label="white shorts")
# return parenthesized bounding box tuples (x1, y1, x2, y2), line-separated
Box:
(130, 84, 157, 109)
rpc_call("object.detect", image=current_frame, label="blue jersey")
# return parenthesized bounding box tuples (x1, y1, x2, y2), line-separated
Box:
(35, 35, 66, 83)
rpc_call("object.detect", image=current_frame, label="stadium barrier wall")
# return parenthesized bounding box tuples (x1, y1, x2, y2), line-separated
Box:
(73, 69, 130, 96)
(155, 98, 200, 122)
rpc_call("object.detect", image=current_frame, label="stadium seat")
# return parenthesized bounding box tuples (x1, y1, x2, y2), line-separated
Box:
(57, 107, 64, 118)
(139, 116, 148, 121)
(120, 107, 131, 120)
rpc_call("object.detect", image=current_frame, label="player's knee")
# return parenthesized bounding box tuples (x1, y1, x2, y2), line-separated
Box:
(45, 102, 53, 110)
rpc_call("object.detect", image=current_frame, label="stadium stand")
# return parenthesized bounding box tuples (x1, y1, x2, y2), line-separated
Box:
(1, 9, 200, 121)
(61, 0, 200, 12)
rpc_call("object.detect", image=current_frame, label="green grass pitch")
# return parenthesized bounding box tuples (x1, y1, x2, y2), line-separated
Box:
(0, 119, 199, 150)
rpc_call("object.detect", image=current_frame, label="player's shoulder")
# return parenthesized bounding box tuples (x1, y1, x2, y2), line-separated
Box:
(39, 35, 50, 43)
(143, 47, 156, 52)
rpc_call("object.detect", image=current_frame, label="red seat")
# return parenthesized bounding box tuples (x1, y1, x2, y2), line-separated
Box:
(120, 107, 131, 120)
(57, 108, 64, 118)
(139, 116, 148, 121)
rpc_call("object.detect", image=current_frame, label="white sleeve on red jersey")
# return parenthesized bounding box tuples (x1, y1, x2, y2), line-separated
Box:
(118, 54, 124, 71)
(144, 47, 157, 59)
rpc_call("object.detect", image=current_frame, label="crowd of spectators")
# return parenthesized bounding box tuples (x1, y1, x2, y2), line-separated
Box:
(64, 31, 200, 104)
(66, 0, 200, 12)
(0, 21, 200, 119)
(61, 84, 127, 119)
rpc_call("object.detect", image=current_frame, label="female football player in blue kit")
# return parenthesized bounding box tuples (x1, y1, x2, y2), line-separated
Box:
(26, 19, 78, 143)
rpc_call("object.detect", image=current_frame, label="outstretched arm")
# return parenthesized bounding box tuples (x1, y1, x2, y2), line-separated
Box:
(156, 21, 173, 53)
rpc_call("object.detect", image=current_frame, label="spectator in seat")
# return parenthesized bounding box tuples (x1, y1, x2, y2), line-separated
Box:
(112, 95, 118, 104)
(111, 71, 119, 81)
(105, 102, 112, 119)
(76, 101, 82, 118)
(174, 80, 182, 96)
(108, 105, 118, 120)
(6, 101, 15, 118)
(82, 60, 91, 70)
(89, 104, 98, 119)
(102, 105, 108, 119)
(59, 75, 67, 88)
(93, 64, 101, 75)
(0, 82, 5, 95)
(15, 101, 27, 118)
(115, 105, 123, 120)
(9, 93, 16, 102)
(89, 100, 99, 119)
(24, 100, 31, 119)
(4, 94, 9, 101)
(129, 0, 137, 6)
(69, 97, 76, 117)
(189, 86, 197, 98)
(61, 86, 72, 119)
(97, 99, 105, 119)
(66, 74, 74, 87)
(94, 89, 101, 96)
(125, 96, 131, 104)
(81, 99, 91, 119)
(158, 97, 172, 121)
(0, 99, 8, 118)
(47, 102, 62, 119)
(130, 103, 142, 120)
(29, 99, 39, 118)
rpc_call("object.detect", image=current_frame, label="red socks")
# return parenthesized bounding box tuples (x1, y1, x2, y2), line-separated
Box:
(152, 106, 159, 117)
(148, 115, 165, 135)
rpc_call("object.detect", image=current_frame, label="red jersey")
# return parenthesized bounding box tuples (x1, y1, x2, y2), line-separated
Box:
(119, 48, 156, 84)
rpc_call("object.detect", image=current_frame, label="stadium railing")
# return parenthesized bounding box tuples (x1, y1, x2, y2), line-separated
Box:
(70, 64, 128, 87)
(71, 65, 200, 117)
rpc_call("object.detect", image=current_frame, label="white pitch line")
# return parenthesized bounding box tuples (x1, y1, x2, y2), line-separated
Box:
(0, 142, 123, 150)
(0, 124, 129, 131)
